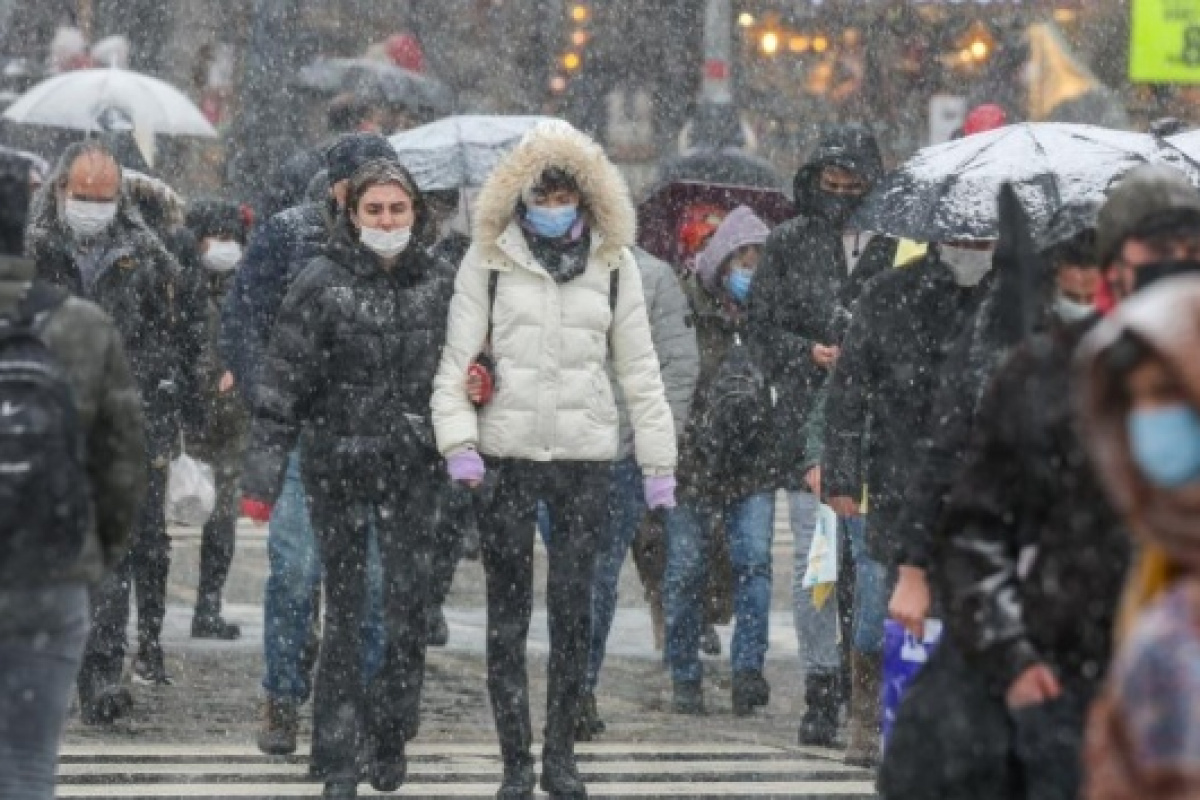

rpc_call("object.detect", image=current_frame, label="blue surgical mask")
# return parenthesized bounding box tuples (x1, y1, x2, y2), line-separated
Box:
(1128, 404, 1200, 488)
(726, 267, 754, 305)
(524, 204, 578, 239)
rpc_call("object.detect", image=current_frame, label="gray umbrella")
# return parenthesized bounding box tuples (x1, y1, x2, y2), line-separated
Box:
(855, 123, 1200, 242)
(296, 58, 454, 115)
(387, 115, 556, 191)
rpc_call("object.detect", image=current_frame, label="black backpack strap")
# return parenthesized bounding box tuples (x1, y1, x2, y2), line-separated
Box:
(609, 268, 620, 314)
(486, 270, 500, 344)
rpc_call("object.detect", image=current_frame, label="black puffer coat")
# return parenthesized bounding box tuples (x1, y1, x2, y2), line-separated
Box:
(938, 318, 1130, 693)
(27, 200, 188, 458)
(823, 256, 989, 564)
(243, 233, 455, 503)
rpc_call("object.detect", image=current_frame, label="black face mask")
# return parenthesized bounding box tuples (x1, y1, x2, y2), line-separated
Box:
(1133, 259, 1200, 292)
(812, 191, 862, 226)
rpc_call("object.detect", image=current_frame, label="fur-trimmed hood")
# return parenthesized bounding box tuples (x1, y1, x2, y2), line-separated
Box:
(473, 120, 635, 256)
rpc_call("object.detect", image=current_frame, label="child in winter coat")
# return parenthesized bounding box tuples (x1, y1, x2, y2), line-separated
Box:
(1078, 275, 1200, 800)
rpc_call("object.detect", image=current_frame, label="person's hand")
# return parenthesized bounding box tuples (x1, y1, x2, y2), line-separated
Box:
(241, 497, 273, 526)
(466, 369, 486, 405)
(804, 466, 822, 496)
(1006, 664, 1062, 710)
(447, 449, 485, 489)
(645, 475, 677, 510)
(889, 565, 931, 638)
(812, 344, 841, 368)
(219, 370, 235, 394)
(829, 495, 860, 517)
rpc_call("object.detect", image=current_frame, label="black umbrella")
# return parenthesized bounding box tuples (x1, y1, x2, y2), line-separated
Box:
(296, 58, 454, 115)
(854, 123, 1200, 242)
(655, 148, 782, 192)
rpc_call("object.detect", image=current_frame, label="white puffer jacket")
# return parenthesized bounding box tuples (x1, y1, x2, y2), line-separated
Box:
(432, 121, 677, 474)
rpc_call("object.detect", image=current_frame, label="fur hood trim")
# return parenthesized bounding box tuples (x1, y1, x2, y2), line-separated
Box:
(473, 120, 635, 255)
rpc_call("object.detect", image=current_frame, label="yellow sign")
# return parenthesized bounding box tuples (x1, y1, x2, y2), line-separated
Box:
(1130, 0, 1200, 83)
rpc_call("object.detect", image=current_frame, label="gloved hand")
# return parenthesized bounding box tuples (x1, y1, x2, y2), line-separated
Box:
(447, 449, 486, 486)
(241, 498, 273, 524)
(645, 475, 677, 510)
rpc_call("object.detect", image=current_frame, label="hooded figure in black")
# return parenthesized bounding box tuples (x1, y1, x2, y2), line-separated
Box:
(241, 159, 454, 799)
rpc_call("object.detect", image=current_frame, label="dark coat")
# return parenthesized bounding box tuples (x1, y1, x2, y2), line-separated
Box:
(27, 199, 188, 458)
(0, 256, 147, 584)
(188, 268, 249, 464)
(220, 200, 331, 395)
(242, 234, 455, 503)
(938, 318, 1130, 693)
(823, 256, 989, 563)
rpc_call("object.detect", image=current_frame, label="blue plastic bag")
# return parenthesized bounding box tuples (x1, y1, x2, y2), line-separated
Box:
(882, 617, 943, 748)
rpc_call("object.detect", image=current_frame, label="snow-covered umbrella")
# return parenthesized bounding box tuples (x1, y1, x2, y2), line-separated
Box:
(388, 115, 557, 191)
(297, 58, 453, 116)
(854, 123, 1200, 242)
(1166, 128, 1200, 168)
(2, 67, 217, 139)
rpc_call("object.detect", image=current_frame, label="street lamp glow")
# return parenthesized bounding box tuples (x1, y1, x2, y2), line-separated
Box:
(789, 35, 811, 53)
(812, 35, 829, 53)
(550, 75, 568, 93)
(970, 39, 990, 60)
(738, 12, 755, 28)
(760, 31, 779, 55)
(571, 29, 589, 46)
(562, 52, 582, 71)
(570, 4, 589, 23)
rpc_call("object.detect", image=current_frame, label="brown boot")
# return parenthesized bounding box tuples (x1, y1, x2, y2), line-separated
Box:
(257, 697, 299, 755)
(844, 652, 882, 768)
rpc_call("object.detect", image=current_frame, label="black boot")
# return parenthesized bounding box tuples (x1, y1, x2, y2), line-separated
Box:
(732, 670, 770, 716)
(368, 732, 407, 792)
(191, 600, 242, 640)
(80, 684, 133, 725)
(496, 758, 535, 799)
(132, 640, 173, 686)
(427, 605, 449, 647)
(574, 691, 605, 741)
(322, 780, 356, 799)
(672, 679, 705, 715)
(700, 624, 722, 656)
(798, 671, 840, 746)
(540, 752, 587, 799)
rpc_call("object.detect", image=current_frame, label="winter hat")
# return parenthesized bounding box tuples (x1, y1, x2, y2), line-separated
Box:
(186, 199, 249, 244)
(962, 104, 1008, 136)
(695, 205, 769, 291)
(325, 133, 397, 185)
(1078, 275, 1200, 572)
(1095, 165, 1200, 267)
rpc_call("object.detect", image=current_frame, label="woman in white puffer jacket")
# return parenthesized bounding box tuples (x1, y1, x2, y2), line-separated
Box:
(432, 120, 676, 800)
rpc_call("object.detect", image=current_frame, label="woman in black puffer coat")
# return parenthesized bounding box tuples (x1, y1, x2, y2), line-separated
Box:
(241, 159, 454, 800)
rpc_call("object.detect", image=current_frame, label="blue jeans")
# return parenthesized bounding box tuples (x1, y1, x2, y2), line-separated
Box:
(0, 585, 88, 800)
(848, 517, 888, 654)
(262, 451, 385, 702)
(790, 491, 841, 673)
(665, 492, 775, 682)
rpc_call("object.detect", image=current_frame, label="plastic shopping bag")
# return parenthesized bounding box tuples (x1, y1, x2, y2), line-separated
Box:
(167, 453, 216, 527)
(801, 503, 840, 589)
(882, 617, 943, 748)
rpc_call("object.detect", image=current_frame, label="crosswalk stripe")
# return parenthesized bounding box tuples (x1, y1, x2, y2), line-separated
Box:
(60, 742, 796, 758)
(58, 782, 875, 798)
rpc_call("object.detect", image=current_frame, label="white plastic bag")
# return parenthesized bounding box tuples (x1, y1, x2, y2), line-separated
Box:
(801, 503, 840, 589)
(167, 453, 215, 526)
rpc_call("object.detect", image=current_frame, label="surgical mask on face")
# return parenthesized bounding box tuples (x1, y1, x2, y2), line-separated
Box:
(1053, 294, 1094, 323)
(524, 204, 578, 239)
(726, 266, 754, 305)
(64, 198, 117, 238)
(1128, 404, 1200, 489)
(359, 226, 412, 259)
(1133, 260, 1200, 293)
(201, 240, 243, 272)
(940, 245, 994, 287)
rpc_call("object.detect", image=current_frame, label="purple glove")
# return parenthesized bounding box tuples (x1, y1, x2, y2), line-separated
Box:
(645, 475, 677, 510)
(447, 449, 486, 484)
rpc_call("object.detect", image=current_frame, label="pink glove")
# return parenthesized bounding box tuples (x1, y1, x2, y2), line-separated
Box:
(645, 475, 677, 510)
(447, 449, 486, 484)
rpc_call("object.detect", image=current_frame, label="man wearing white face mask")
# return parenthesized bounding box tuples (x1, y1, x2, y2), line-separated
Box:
(181, 200, 251, 642)
(25, 139, 192, 715)
(819, 233, 994, 767)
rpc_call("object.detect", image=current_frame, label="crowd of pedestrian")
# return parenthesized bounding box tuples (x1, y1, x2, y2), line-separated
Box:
(2, 85, 1200, 800)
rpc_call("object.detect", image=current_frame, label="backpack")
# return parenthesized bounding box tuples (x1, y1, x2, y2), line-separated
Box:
(0, 282, 90, 586)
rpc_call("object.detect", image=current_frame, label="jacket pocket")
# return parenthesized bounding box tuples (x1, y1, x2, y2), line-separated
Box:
(586, 369, 618, 424)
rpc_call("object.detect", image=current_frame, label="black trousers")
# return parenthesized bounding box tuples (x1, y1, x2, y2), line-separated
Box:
(429, 485, 468, 609)
(307, 467, 438, 780)
(197, 454, 240, 614)
(78, 459, 170, 697)
(478, 459, 610, 767)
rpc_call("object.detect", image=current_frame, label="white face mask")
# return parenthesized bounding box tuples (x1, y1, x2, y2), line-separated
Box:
(359, 226, 412, 259)
(940, 245, 994, 287)
(202, 240, 243, 272)
(1053, 294, 1094, 323)
(64, 198, 118, 238)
